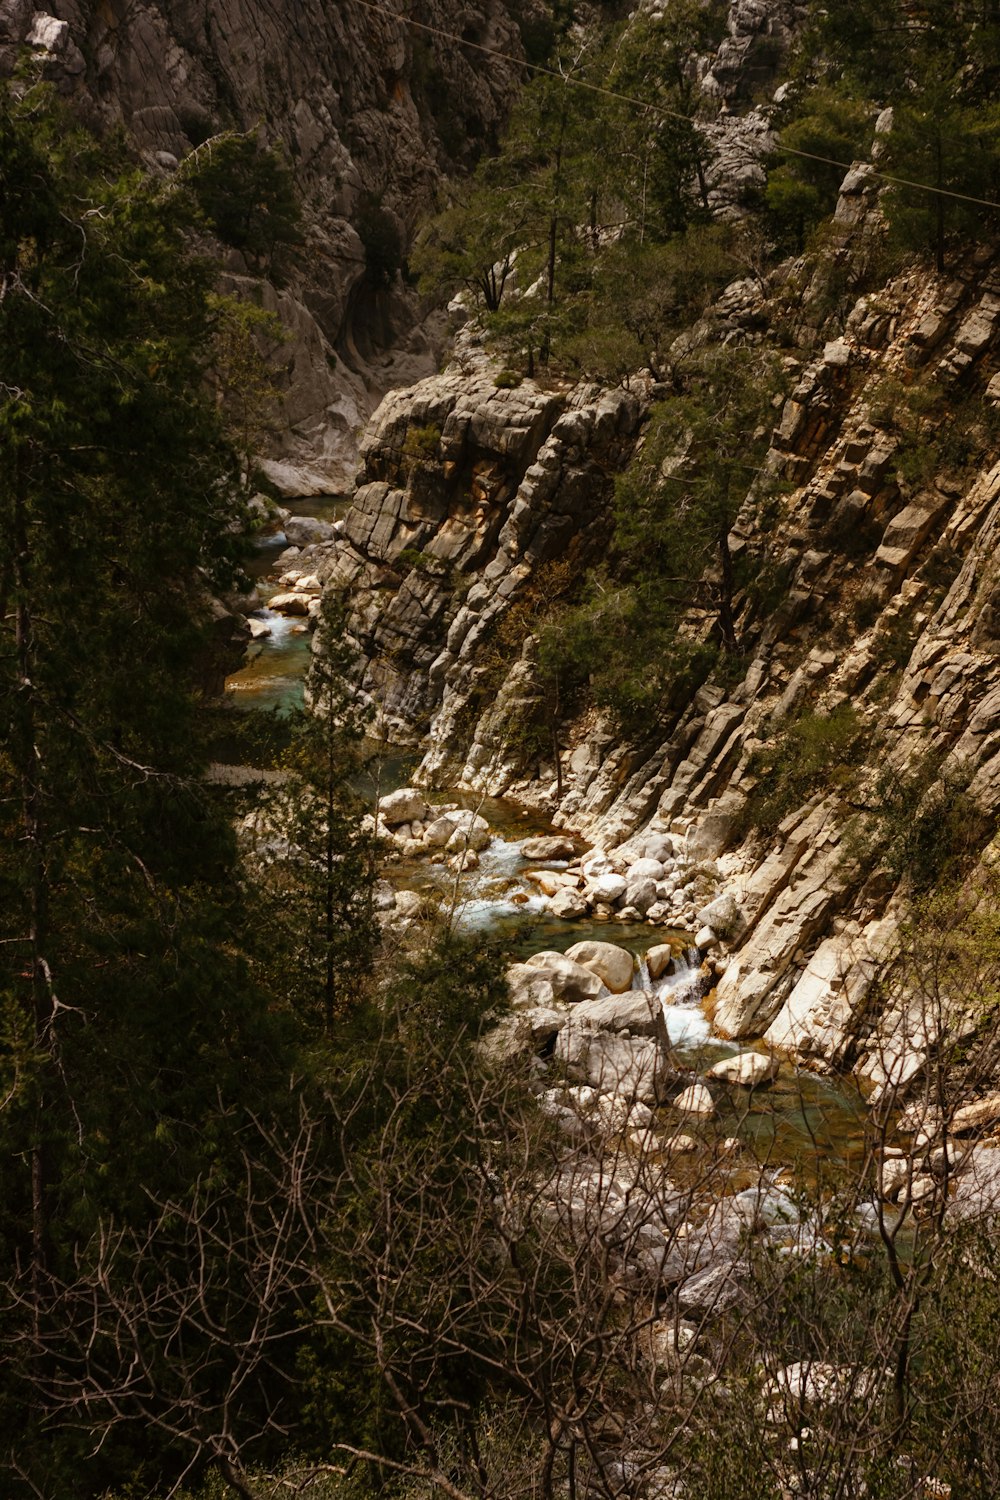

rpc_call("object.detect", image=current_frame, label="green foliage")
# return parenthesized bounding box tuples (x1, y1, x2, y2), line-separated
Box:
(415, 7, 724, 369)
(206, 293, 288, 483)
(849, 752, 993, 894)
(538, 347, 786, 736)
(740, 703, 866, 839)
(882, 91, 1000, 271)
(799, 0, 1000, 268)
(867, 375, 1000, 487)
(183, 133, 302, 278)
(402, 422, 442, 473)
(0, 79, 312, 1496)
(253, 596, 381, 1034)
(452, 552, 588, 769)
(561, 224, 737, 382)
(765, 85, 874, 253)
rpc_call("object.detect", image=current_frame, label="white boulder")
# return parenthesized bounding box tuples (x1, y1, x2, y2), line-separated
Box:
(521, 951, 603, 1003)
(646, 944, 676, 981)
(550, 887, 589, 919)
(672, 1082, 716, 1117)
(565, 940, 635, 994)
(706, 1052, 778, 1087)
(589, 872, 627, 905)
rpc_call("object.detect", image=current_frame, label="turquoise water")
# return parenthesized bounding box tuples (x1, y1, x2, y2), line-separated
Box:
(225, 495, 347, 714)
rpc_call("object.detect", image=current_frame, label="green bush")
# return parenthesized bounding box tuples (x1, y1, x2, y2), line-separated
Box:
(740, 703, 866, 839)
(851, 752, 993, 894)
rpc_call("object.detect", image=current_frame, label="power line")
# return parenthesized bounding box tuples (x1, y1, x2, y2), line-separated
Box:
(352, 0, 1000, 214)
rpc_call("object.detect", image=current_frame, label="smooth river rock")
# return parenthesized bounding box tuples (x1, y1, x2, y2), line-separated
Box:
(565, 940, 635, 994)
(521, 835, 577, 861)
(519, 951, 603, 1004)
(379, 787, 429, 826)
(706, 1052, 779, 1087)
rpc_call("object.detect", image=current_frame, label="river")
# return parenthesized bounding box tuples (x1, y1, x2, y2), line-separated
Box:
(222, 498, 873, 1190)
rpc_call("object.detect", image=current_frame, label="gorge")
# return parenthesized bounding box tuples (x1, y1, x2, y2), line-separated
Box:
(6, 0, 1000, 1495)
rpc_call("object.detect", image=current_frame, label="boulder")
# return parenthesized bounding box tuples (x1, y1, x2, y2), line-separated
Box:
(695, 925, 719, 952)
(521, 835, 577, 860)
(695, 892, 746, 942)
(664, 1133, 699, 1155)
(627, 857, 665, 882)
(446, 824, 490, 853)
(268, 591, 313, 615)
(380, 787, 429, 826)
(283, 515, 337, 546)
(565, 940, 635, 994)
(672, 1082, 716, 1117)
(571, 989, 660, 1037)
(626, 877, 658, 915)
(589, 872, 628, 905)
(554, 1028, 663, 1104)
(582, 850, 614, 877)
(526, 869, 574, 897)
(593, 1095, 655, 1134)
(422, 815, 456, 847)
(642, 1320, 698, 1372)
(394, 889, 435, 920)
(952, 1094, 1000, 1134)
(706, 1052, 779, 1087)
(641, 834, 675, 863)
(506, 967, 560, 1010)
(448, 848, 479, 872)
(521, 951, 603, 1003)
(645, 944, 676, 981)
(550, 887, 589, 920)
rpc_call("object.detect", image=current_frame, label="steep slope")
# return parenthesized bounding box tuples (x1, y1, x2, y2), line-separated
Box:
(315, 157, 1000, 1097)
(0, 0, 527, 489)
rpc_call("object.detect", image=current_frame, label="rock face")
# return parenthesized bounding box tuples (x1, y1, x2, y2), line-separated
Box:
(0, 0, 527, 491)
(0, 0, 812, 496)
(313, 371, 643, 744)
(320, 142, 1000, 1104)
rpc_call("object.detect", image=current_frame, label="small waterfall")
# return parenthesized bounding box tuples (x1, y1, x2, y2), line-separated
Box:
(652, 948, 711, 1050)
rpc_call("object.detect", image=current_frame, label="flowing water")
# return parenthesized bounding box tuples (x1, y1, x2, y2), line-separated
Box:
(225, 495, 349, 714)
(220, 511, 872, 1182)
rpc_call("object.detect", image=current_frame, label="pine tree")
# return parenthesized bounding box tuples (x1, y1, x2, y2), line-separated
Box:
(0, 78, 308, 1497)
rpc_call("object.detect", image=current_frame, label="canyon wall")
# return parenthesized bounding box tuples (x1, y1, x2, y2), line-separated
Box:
(0, 0, 528, 490)
(314, 161, 1000, 1095)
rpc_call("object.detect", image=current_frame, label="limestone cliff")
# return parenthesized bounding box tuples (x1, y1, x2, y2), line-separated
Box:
(0, 0, 810, 492)
(311, 370, 645, 746)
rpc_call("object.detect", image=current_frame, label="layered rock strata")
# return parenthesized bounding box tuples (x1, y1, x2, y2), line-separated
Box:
(312, 371, 644, 745)
(320, 163, 1000, 1102)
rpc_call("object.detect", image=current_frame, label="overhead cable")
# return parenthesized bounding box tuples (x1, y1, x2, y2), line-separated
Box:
(351, 0, 1000, 213)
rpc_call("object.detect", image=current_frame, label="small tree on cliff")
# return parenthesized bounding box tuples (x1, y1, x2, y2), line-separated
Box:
(541, 347, 786, 735)
(183, 133, 303, 279)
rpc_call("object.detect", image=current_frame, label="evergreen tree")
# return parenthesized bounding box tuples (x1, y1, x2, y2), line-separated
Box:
(183, 133, 303, 279)
(249, 597, 381, 1036)
(0, 79, 307, 1497)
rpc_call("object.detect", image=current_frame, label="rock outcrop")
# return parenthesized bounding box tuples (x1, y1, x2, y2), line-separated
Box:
(319, 150, 1000, 1105)
(312, 370, 644, 746)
